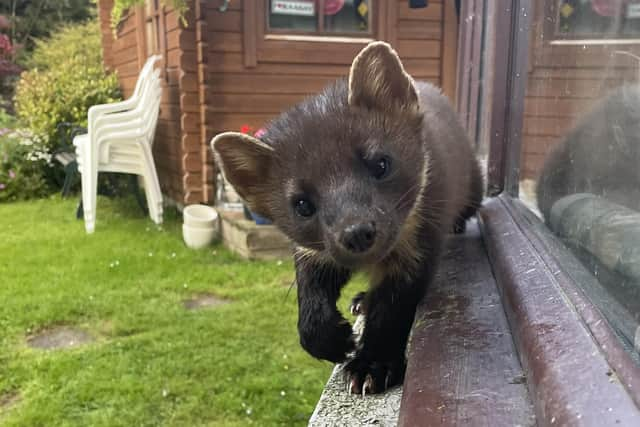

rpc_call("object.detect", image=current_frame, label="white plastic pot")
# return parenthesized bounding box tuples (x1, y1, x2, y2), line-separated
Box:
(183, 224, 218, 249)
(183, 204, 219, 228)
(182, 205, 219, 249)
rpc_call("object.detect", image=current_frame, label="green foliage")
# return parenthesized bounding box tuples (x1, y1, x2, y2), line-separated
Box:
(0, 123, 50, 202)
(14, 20, 121, 155)
(0, 0, 96, 57)
(111, 0, 188, 32)
(0, 105, 14, 128)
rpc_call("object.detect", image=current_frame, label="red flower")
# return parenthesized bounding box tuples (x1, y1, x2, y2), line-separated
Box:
(0, 33, 20, 78)
(0, 34, 13, 56)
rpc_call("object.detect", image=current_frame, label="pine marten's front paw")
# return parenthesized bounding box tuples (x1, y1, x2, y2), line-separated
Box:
(298, 314, 355, 363)
(343, 354, 406, 396)
(349, 292, 367, 315)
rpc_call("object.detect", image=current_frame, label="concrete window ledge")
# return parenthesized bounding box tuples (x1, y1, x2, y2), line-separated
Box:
(309, 363, 403, 427)
(309, 316, 403, 427)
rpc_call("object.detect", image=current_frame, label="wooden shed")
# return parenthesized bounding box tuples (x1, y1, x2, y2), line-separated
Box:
(97, 0, 459, 205)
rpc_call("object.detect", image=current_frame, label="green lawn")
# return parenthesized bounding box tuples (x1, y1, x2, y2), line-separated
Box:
(0, 196, 362, 426)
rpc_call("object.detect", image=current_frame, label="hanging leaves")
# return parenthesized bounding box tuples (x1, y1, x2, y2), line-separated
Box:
(110, 0, 188, 34)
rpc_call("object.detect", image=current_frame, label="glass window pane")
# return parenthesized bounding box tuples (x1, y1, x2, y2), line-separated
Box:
(557, 0, 640, 38)
(324, 0, 370, 33)
(269, 0, 318, 32)
(519, 1, 640, 354)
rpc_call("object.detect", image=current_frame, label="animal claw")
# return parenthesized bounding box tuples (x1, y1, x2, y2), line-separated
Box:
(349, 303, 362, 315)
(362, 374, 374, 397)
(348, 376, 360, 395)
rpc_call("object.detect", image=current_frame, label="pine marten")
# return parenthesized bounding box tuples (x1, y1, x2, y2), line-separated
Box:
(212, 42, 483, 395)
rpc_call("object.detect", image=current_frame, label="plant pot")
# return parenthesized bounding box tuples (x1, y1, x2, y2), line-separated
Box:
(182, 204, 219, 249)
(182, 223, 218, 249)
(183, 204, 218, 228)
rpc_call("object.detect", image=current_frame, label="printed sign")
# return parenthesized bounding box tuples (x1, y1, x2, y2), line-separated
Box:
(271, 0, 316, 16)
(627, 3, 640, 19)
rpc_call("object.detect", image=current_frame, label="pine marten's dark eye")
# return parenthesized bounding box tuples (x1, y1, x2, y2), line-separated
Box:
(370, 156, 391, 180)
(294, 198, 316, 218)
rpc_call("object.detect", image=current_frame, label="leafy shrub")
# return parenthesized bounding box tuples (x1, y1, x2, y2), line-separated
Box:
(0, 1, 96, 55)
(14, 20, 121, 154)
(0, 107, 14, 129)
(0, 125, 49, 202)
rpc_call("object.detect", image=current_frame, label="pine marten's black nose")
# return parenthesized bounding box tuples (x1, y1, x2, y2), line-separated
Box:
(340, 222, 376, 253)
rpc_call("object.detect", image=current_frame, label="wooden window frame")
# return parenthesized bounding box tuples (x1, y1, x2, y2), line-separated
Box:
(543, 0, 640, 45)
(144, 0, 162, 55)
(243, 0, 395, 68)
(135, 1, 167, 77)
(471, 0, 640, 422)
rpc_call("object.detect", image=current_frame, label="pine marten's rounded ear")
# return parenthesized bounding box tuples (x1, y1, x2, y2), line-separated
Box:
(348, 41, 419, 113)
(211, 132, 275, 219)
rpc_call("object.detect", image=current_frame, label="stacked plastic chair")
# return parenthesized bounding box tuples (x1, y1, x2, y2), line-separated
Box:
(74, 55, 163, 233)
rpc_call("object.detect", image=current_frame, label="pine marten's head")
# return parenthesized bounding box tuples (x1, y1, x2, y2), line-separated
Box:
(212, 42, 428, 268)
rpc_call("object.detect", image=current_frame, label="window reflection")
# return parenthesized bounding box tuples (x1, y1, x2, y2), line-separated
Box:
(521, 0, 640, 353)
(269, 0, 318, 32)
(557, 0, 640, 37)
(536, 85, 640, 330)
(324, 0, 369, 33)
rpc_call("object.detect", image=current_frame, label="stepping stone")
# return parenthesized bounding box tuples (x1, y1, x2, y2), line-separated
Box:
(183, 293, 229, 310)
(27, 326, 93, 350)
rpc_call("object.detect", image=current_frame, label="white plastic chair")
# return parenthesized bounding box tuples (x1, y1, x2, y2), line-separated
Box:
(74, 55, 163, 233)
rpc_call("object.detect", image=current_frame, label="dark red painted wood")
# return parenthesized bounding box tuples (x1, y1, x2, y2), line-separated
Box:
(480, 196, 640, 426)
(399, 221, 535, 426)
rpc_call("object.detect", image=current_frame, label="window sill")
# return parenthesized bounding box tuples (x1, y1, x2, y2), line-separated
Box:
(479, 195, 640, 424)
(264, 34, 374, 44)
(549, 38, 640, 46)
(256, 37, 373, 65)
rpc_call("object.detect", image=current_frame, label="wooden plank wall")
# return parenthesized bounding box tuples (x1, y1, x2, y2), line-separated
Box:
(521, 8, 640, 179)
(397, 0, 443, 81)
(98, 0, 192, 204)
(99, 0, 448, 204)
(200, 0, 445, 203)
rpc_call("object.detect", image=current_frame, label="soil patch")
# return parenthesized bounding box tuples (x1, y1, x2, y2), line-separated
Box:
(183, 293, 229, 310)
(27, 326, 94, 350)
(0, 391, 20, 412)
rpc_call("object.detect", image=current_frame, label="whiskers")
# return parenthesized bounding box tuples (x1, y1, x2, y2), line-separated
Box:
(294, 245, 332, 272)
(285, 278, 297, 300)
(392, 181, 423, 211)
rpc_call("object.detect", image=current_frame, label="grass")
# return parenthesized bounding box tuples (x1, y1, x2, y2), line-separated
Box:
(0, 195, 364, 426)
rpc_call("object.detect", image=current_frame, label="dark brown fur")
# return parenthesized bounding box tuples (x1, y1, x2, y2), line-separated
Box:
(212, 42, 482, 394)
